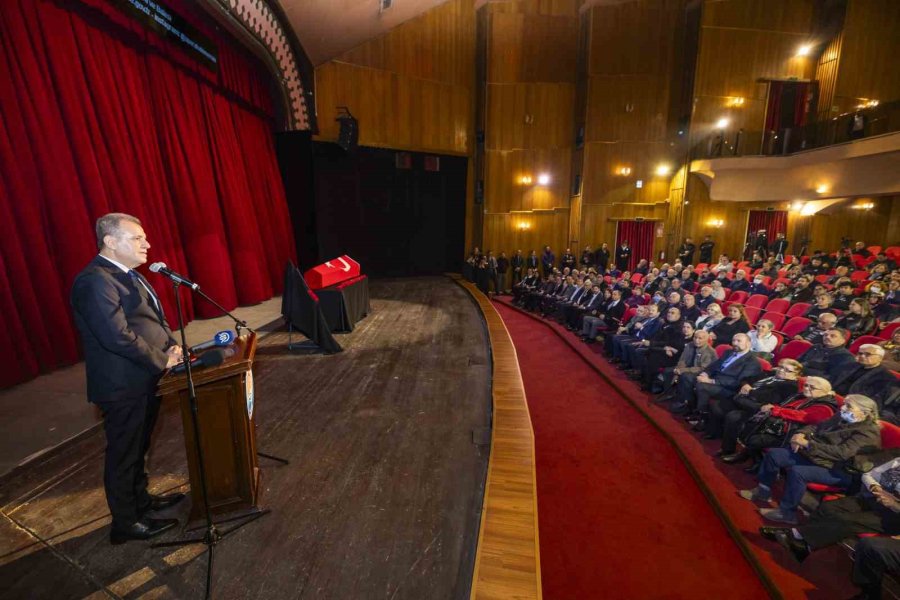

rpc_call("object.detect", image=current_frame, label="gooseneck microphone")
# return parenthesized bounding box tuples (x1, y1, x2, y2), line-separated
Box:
(189, 330, 235, 355)
(149, 262, 199, 291)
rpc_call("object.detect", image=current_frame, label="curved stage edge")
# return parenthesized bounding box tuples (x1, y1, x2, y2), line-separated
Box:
(491, 294, 785, 600)
(449, 275, 543, 600)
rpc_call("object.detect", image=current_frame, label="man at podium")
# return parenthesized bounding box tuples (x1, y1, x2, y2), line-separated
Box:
(71, 213, 186, 544)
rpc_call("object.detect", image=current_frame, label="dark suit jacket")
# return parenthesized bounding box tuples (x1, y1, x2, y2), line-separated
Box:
(71, 256, 176, 403)
(832, 364, 900, 409)
(799, 345, 855, 378)
(730, 279, 750, 292)
(704, 350, 763, 393)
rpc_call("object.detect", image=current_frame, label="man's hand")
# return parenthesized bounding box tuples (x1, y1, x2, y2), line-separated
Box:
(760, 404, 774, 413)
(697, 373, 713, 384)
(739, 383, 752, 395)
(790, 433, 809, 449)
(873, 488, 900, 512)
(641, 340, 651, 347)
(166, 346, 184, 369)
(665, 347, 676, 357)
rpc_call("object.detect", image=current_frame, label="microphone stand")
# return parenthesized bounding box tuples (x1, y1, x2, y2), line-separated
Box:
(151, 281, 271, 600)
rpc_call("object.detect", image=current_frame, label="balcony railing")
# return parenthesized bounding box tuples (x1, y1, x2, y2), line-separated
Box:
(691, 99, 900, 159)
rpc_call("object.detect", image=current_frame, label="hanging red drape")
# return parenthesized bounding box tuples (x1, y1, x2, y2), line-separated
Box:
(747, 211, 788, 249)
(0, 0, 296, 388)
(615, 221, 656, 272)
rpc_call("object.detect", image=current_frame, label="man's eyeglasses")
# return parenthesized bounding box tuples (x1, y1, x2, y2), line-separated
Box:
(857, 352, 879, 357)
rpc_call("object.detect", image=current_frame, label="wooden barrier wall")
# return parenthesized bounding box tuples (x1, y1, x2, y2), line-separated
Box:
(479, 0, 579, 256)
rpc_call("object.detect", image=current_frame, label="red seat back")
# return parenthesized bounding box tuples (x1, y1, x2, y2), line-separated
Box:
(730, 291, 749, 304)
(782, 317, 813, 338)
(757, 357, 773, 371)
(771, 331, 784, 352)
(746, 294, 769, 309)
(880, 421, 900, 449)
(767, 298, 790, 314)
(775, 339, 813, 362)
(786, 302, 811, 318)
(621, 307, 637, 324)
(761, 311, 786, 331)
(880, 322, 900, 340)
(696, 263, 708, 271)
(851, 270, 870, 281)
(849, 335, 884, 354)
(715, 344, 731, 359)
(744, 306, 762, 324)
(631, 273, 643, 284)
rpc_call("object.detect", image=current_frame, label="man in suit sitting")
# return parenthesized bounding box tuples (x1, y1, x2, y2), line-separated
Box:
(581, 289, 626, 342)
(832, 345, 900, 418)
(730, 269, 751, 292)
(681, 333, 762, 430)
(70, 213, 185, 544)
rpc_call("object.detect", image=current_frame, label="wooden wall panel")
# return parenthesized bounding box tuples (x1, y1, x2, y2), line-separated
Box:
(315, 62, 471, 154)
(585, 76, 670, 143)
(487, 13, 579, 83)
(314, 0, 475, 155)
(588, 1, 678, 76)
(485, 83, 576, 150)
(700, 0, 814, 32)
(815, 32, 842, 121)
(486, 0, 580, 18)
(482, 209, 571, 256)
(832, 0, 900, 114)
(580, 203, 669, 253)
(581, 141, 671, 205)
(484, 149, 572, 213)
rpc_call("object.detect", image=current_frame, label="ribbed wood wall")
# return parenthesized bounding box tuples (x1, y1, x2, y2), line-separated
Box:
(479, 0, 579, 256)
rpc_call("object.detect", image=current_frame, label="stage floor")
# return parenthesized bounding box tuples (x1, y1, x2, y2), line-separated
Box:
(0, 277, 491, 600)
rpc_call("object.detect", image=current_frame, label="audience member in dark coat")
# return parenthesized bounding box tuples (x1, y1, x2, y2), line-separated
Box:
(624, 307, 685, 378)
(709, 304, 751, 345)
(798, 329, 856, 377)
(832, 345, 900, 417)
(615, 242, 632, 271)
(837, 299, 877, 340)
(594, 243, 611, 272)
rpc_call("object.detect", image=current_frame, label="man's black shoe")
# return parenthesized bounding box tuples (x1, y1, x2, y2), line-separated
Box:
(722, 451, 749, 464)
(140, 492, 186, 513)
(769, 528, 811, 563)
(744, 459, 762, 473)
(759, 526, 789, 542)
(110, 517, 178, 545)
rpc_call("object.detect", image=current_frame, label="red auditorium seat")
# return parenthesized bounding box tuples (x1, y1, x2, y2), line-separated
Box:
(770, 331, 784, 352)
(767, 298, 789, 314)
(761, 311, 786, 331)
(809, 421, 900, 497)
(785, 303, 811, 318)
(851, 270, 870, 281)
(781, 317, 813, 338)
(695, 263, 708, 271)
(775, 340, 813, 362)
(881, 322, 900, 339)
(885, 246, 900, 259)
(744, 306, 762, 324)
(714, 344, 731, 359)
(729, 291, 749, 304)
(868, 246, 883, 256)
(631, 273, 643, 284)
(757, 357, 773, 371)
(849, 335, 883, 354)
(621, 307, 638, 324)
(814, 275, 830, 284)
(746, 294, 769, 309)
(783, 255, 794, 264)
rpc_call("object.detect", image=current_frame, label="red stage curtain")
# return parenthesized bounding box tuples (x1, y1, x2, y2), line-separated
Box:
(0, 0, 296, 388)
(615, 221, 656, 272)
(747, 211, 788, 250)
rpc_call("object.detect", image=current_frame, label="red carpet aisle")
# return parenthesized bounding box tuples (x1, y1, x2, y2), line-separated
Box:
(494, 302, 768, 599)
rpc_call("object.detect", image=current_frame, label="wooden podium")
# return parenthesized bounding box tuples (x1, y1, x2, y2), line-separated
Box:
(158, 333, 262, 526)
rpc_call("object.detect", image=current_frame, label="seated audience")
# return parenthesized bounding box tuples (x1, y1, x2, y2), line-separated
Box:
(680, 293, 701, 323)
(747, 274, 770, 296)
(716, 359, 804, 463)
(659, 330, 717, 404)
(623, 307, 685, 383)
(880, 328, 900, 371)
(851, 536, 900, 600)
(740, 395, 881, 525)
(696, 285, 716, 310)
(832, 345, 900, 418)
(832, 281, 857, 311)
(709, 304, 751, 345)
(603, 304, 650, 357)
(760, 454, 900, 564)
(676, 333, 761, 426)
(787, 275, 815, 304)
(804, 294, 835, 320)
(795, 313, 839, 344)
(710, 280, 727, 301)
(581, 289, 626, 342)
(798, 328, 855, 377)
(837, 298, 877, 340)
(748, 319, 778, 360)
(696, 303, 724, 332)
(730, 269, 750, 292)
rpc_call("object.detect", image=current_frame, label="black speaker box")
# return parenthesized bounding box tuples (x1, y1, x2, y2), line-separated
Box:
(337, 115, 358, 153)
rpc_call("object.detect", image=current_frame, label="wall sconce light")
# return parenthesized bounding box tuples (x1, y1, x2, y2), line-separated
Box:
(537, 173, 550, 185)
(726, 97, 746, 108)
(517, 222, 531, 231)
(852, 201, 875, 210)
(715, 117, 730, 129)
(815, 183, 829, 194)
(708, 218, 725, 228)
(856, 98, 880, 110)
(655, 164, 672, 177)
(520, 175, 533, 185)
(615, 166, 632, 176)
(796, 44, 812, 57)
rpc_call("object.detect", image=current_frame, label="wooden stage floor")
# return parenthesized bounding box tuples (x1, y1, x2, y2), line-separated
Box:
(0, 277, 491, 600)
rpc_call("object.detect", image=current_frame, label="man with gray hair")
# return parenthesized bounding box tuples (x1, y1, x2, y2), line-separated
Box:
(71, 213, 185, 544)
(795, 312, 838, 344)
(833, 345, 900, 418)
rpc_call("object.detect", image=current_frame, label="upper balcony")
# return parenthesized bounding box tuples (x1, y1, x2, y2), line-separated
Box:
(688, 101, 900, 203)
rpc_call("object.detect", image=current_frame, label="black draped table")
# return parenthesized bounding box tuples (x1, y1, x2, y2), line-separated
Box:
(317, 275, 371, 332)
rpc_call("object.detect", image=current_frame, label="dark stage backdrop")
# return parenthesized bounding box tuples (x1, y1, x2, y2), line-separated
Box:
(310, 144, 467, 277)
(0, 0, 296, 388)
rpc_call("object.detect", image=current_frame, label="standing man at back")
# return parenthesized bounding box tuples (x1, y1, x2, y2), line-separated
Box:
(71, 213, 185, 544)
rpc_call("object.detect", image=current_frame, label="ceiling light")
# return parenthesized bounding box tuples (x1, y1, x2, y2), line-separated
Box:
(655, 164, 672, 177)
(796, 44, 812, 57)
(715, 117, 730, 129)
(815, 184, 829, 194)
(537, 174, 550, 185)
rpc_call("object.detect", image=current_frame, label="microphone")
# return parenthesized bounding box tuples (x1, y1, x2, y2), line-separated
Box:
(189, 330, 235, 355)
(149, 262, 199, 291)
(169, 347, 228, 375)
